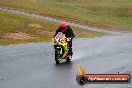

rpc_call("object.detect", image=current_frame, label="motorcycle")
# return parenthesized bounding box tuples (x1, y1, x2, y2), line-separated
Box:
(52, 32, 72, 64)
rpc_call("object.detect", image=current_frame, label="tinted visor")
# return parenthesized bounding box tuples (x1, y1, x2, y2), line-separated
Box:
(60, 27, 66, 30)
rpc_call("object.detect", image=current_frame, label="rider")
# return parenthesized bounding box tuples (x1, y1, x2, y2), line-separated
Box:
(54, 22, 75, 56)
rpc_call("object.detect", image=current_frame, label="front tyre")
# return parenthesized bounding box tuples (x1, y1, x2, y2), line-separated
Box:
(55, 48, 60, 64)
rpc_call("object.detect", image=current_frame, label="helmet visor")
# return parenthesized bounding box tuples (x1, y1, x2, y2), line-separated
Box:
(60, 27, 66, 30)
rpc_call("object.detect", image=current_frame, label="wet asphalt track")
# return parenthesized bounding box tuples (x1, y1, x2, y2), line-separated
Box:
(0, 34, 132, 88)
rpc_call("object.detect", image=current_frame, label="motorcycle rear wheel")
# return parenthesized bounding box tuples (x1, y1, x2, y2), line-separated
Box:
(66, 55, 72, 63)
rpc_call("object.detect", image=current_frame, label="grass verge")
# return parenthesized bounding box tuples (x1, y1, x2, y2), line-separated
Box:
(0, 11, 105, 45)
(0, 0, 132, 32)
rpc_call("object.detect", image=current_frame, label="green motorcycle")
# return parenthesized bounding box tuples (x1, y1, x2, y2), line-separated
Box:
(52, 33, 72, 64)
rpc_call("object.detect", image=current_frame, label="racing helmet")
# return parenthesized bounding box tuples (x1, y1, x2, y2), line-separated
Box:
(59, 22, 68, 28)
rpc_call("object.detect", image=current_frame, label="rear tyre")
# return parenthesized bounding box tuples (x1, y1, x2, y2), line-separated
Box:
(67, 55, 72, 63)
(55, 48, 60, 64)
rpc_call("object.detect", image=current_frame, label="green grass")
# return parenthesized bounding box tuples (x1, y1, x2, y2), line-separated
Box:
(0, 11, 105, 45)
(0, 0, 132, 32)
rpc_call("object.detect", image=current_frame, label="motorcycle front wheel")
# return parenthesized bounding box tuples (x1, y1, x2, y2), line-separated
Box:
(55, 48, 60, 64)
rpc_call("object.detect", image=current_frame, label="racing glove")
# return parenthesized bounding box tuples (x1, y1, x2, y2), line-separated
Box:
(67, 38, 72, 42)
